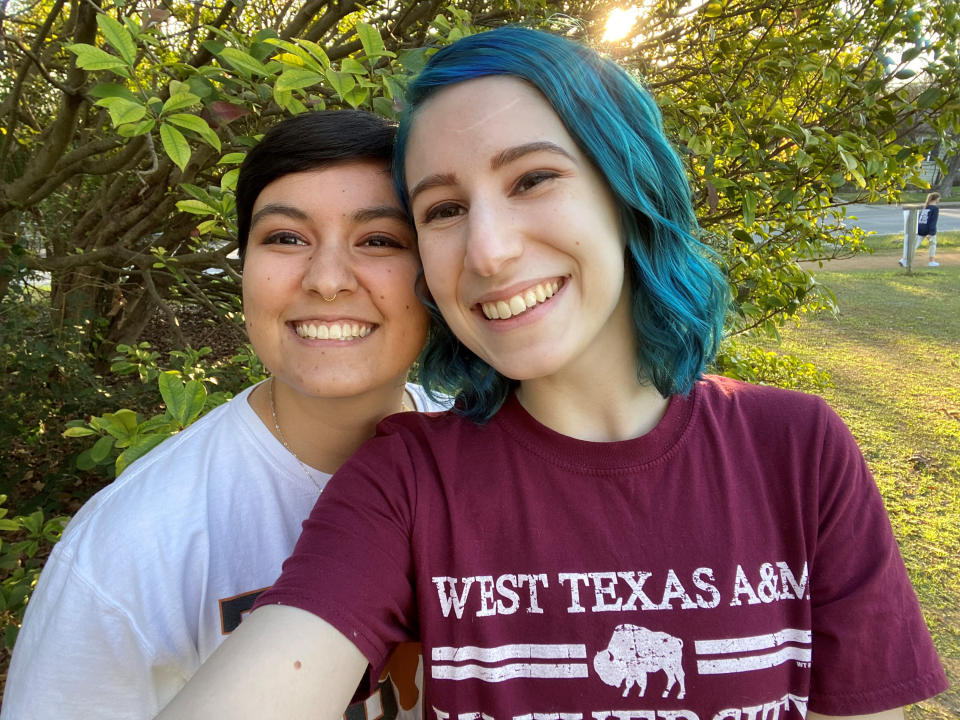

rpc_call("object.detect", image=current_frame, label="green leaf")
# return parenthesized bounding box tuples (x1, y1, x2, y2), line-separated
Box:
(219, 47, 269, 77)
(5, 624, 19, 650)
(89, 83, 139, 102)
(703, 2, 723, 17)
(117, 117, 155, 137)
(159, 123, 191, 171)
(100, 409, 139, 440)
(356, 22, 394, 59)
(342, 84, 369, 109)
(94, 96, 147, 127)
(158, 371, 187, 421)
(181, 380, 207, 425)
(162, 92, 202, 114)
(63, 426, 97, 438)
(296, 39, 331, 70)
(75, 449, 96, 471)
(90, 435, 116, 463)
(196, 219, 222, 235)
(278, 94, 308, 115)
(398, 48, 429, 75)
(743, 190, 756, 228)
(66, 43, 130, 76)
(220, 168, 239, 192)
(901, 45, 923, 63)
(166, 113, 221, 152)
(916, 87, 942, 108)
(341, 58, 367, 76)
(275, 68, 325, 93)
(264, 39, 325, 73)
(218, 152, 246, 164)
(372, 95, 398, 119)
(325, 70, 356, 100)
(116, 434, 169, 475)
(97, 13, 137, 66)
(176, 199, 216, 215)
(838, 148, 858, 171)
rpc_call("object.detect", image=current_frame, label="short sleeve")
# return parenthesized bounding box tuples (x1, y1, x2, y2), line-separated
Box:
(2, 548, 183, 719)
(808, 406, 947, 714)
(254, 428, 419, 682)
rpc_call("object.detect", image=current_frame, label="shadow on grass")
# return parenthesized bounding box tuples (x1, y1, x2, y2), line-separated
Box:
(746, 262, 960, 719)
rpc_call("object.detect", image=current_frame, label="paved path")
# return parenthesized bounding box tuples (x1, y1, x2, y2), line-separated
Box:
(817, 250, 960, 271)
(840, 203, 960, 235)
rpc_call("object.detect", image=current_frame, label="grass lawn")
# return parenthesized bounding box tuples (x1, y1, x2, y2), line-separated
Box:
(741, 231, 960, 718)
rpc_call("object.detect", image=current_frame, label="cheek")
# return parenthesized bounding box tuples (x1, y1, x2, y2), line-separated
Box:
(420, 244, 460, 302)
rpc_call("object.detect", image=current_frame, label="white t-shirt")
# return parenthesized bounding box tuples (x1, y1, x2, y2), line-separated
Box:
(1, 382, 447, 719)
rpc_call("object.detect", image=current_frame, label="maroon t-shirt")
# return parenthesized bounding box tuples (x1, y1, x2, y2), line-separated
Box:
(259, 376, 946, 717)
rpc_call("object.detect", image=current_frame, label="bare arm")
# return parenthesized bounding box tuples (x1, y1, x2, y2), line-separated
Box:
(155, 604, 368, 720)
(808, 709, 904, 720)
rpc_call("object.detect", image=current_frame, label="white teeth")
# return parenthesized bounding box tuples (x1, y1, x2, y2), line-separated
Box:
(294, 322, 372, 340)
(481, 280, 563, 321)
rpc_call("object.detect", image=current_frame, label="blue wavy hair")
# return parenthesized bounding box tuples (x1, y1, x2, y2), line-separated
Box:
(395, 26, 729, 422)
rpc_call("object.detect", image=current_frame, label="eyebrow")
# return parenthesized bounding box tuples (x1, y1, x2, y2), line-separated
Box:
(490, 141, 576, 170)
(250, 203, 308, 229)
(250, 203, 410, 229)
(352, 205, 411, 224)
(408, 172, 458, 206)
(407, 141, 577, 205)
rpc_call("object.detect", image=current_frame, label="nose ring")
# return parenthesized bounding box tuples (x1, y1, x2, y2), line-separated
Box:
(322, 293, 338, 302)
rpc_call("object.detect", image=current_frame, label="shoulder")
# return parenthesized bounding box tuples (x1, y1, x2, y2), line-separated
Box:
(404, 382, 454, 413)
(57, 386, 268, 563)
(692, 375, 852, 458)
(694, 374, 833, 422)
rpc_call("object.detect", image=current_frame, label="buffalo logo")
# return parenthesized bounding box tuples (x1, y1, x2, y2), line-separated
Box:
(594, 624, 685, 699)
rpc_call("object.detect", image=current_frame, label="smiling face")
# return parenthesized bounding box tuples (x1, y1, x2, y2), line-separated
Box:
(242, 161, 429, 400)
(405, 76, 635, 386)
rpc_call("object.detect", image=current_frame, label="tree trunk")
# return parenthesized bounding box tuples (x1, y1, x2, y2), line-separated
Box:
(935, 152, 960, 197)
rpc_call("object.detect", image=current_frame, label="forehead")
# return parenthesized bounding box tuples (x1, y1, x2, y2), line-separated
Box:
(253, 160, 396, 211)
(405, 76, 575, 178)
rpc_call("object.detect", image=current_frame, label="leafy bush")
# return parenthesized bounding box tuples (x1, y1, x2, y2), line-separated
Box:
(0, 311, 265, 651)
(716, 341, 833, 392)
(0, 495, 69, 651)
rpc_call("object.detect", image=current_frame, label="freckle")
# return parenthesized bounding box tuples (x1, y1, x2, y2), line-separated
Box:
(575, 241, 580, 246)
(380, 295, 385, 299)
(294, 660, 302, 670)
(405, 305, 410, 310)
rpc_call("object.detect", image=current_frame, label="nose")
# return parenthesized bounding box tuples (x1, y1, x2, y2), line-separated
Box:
(463, 204, 523, 277)
(300, 242, 358, 300)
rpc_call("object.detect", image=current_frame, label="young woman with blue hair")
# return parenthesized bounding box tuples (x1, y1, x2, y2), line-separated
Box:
(158, 27, 945, 720)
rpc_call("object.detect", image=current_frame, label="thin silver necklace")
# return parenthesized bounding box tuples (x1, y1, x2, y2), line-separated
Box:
(268, 377, 412, 491)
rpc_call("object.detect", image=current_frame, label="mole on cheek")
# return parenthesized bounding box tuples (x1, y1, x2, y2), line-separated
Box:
(294, 660, 302, 670)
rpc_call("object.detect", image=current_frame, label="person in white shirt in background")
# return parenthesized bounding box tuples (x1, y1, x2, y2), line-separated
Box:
(1, 109, 444, 720)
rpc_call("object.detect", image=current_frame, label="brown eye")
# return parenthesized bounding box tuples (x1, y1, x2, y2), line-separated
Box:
(264, 232, 306, 246)
(514, 171, 558, 194)
(362, 235, 404, 248)
(423, 203, 465, 224)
